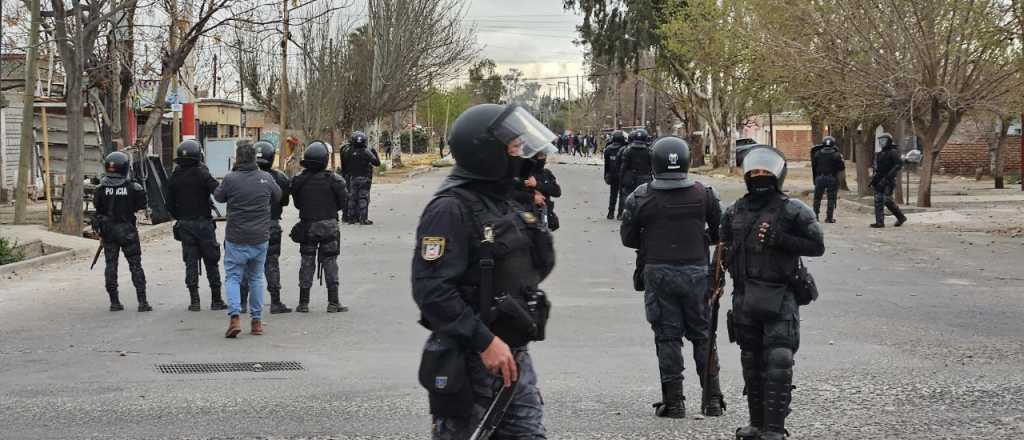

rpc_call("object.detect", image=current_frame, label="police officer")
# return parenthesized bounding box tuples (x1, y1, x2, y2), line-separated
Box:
(619, 128, 654, 210)
(870, 133, 907, 228)
(341, 131, 381, 225)
(810, 136, 845, 223)
(93, 151, 151, 312)
(239, 141, 293, 314)
(620, 136, 725, 418)
(721, 147, 824, 440)
(413, 104, 556, 439)
(290, 141, 349, 313)
(603, 130, 628, 219)
(166, 140, 226, 311)
(337, 141, 353, 223)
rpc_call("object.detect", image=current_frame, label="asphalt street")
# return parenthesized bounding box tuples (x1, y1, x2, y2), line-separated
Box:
(1, 162, 1022, 439)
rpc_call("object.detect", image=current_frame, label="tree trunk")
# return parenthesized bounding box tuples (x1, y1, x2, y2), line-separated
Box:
(809, 116, 823, 145)
(990, 116, 1011, 189)
(391, 111, 403, 168)
(60, 75, 85, 236)
(13, 0, 41, 224)
(856, 124, 876, 197)
(136, 66, 175, 150)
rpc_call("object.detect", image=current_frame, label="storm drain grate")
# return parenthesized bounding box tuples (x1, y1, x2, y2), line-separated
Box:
(156, 361, 304, 374)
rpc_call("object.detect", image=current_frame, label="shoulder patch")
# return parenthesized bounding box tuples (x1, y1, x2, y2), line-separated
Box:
(421, 237, 446, 261)
(520, 212, 538, 224)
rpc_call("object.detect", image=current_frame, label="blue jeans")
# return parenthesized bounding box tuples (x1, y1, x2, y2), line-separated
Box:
(224, 241, 268, 320)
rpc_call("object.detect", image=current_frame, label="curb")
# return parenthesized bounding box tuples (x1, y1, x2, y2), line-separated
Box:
(839, 198, 932, 214)
(0, 221, 173, 276)
(406, 166, 435, 179)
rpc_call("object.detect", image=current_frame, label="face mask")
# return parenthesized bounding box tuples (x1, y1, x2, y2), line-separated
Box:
(747, 175, 777, 197)
(534, 157, 546, 169)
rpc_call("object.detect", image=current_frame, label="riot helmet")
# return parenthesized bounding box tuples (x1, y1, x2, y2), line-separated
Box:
(350, 131, 368, 148)
(301, 141, 331, 171)
(629, 128, 649, 144)
(447, 103, 557, 181)
(877, 133, 896, 149)
(254, 140, 276, 170)
(742, 146, 787, 194)
(650, 137, 696, 190)
(822, 136, 836, 148)
(175, 139, 204, 166)
(103, 151, 130, 178)
(611, 130, 627, 145)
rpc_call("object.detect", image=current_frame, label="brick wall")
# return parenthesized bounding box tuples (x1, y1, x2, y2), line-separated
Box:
(776, 129, 812, 161)
(938, 137, 1022, 175)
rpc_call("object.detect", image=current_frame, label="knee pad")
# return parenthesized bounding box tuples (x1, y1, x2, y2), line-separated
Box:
(740, 350, 760, 373)
(764, 347, 794, 382)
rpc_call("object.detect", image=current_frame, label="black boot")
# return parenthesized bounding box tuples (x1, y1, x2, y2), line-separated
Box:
(894, 215, 907, 227)
(869, 222, 885, 228)
(137, 291, 152, 312)
(108, 291, 124, 312)
(269, 291, 292, 314)
(653, 380, 685, 419)
(188, 288, 201, 312)
(296, 288, 310, 313)
(701, 374, 726, 417)
(737, 352, 764, 439)
(763, 381, 793, 440)
(606, 210, 614, 220)
(210, 288, 227, 310)
(240, 288, 249, 314)
(326, 287, 349, 313)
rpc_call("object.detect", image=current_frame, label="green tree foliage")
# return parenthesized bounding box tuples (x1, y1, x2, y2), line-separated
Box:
(468, 59, 506, 104)
(563, 0, 670, 71)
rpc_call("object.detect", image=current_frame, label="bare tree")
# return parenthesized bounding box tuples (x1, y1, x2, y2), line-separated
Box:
(758, 0, 1023, 206)
(368, 0, 478, 166)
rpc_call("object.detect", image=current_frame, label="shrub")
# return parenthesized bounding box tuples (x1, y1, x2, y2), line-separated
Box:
(0, 235, 25, 265)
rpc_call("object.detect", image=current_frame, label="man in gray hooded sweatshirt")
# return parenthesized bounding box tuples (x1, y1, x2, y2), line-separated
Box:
(214, 141, 281, 338)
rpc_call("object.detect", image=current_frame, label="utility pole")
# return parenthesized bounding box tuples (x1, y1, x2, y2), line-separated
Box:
(212, 54, 218, 97)
(279, 0, 289, 167)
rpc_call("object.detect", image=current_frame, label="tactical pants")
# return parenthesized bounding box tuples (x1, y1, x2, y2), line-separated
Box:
(732, 291, 801, 436)
(432, 349, 545, 439)
(347, 176, 372, 222)
(241, 221, 283, 299)
(298, 220, 340, 291)
(643, 264, 719, 385)
(102, 226, 146, 296)
(174, 220, 222, 291)
(873, 181, 906, 225)
(812, 175, 838, 221)
(607, 181, 622, 216)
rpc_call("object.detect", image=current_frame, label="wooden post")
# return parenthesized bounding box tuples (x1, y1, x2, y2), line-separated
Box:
(42, 108, 53, 229)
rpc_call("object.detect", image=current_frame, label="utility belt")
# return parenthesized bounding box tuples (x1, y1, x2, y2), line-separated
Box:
(466, 286, 551, 348)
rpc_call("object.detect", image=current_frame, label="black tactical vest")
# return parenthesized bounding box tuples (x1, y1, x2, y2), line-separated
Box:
(729, 196, 799, 285)
(639, 182, 710, 266)
(168, 166, 214, 220)
(448, 189, 550, 298)
(293, 171, 341, 221)
(812, 146, 841, 176)
(625, 144, 653, 174)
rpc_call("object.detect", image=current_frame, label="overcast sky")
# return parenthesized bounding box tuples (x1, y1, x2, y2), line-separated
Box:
(461, 0, 587, 90)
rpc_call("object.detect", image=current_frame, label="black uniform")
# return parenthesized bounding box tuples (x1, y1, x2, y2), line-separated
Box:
(240, 168, 291, 311)
(810, 143, 844, 222)
(338, 143, 353, 222)
(290, 167, 348, 312)
(166, 163, 223, 309)
(414, 103, 558, 439)
(871, 139, 907, 227)
(342, 144, 381, 224)
(414, 180, 555, 439)
(619, 142, 654, 202)
(723, 193, 824, 439)
(604, 140, 626, 218)
(93, 175, 150, 311)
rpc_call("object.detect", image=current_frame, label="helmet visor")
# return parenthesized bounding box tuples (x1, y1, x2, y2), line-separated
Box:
(742, 147, 786, 178)
(490, 105, 558, 158)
